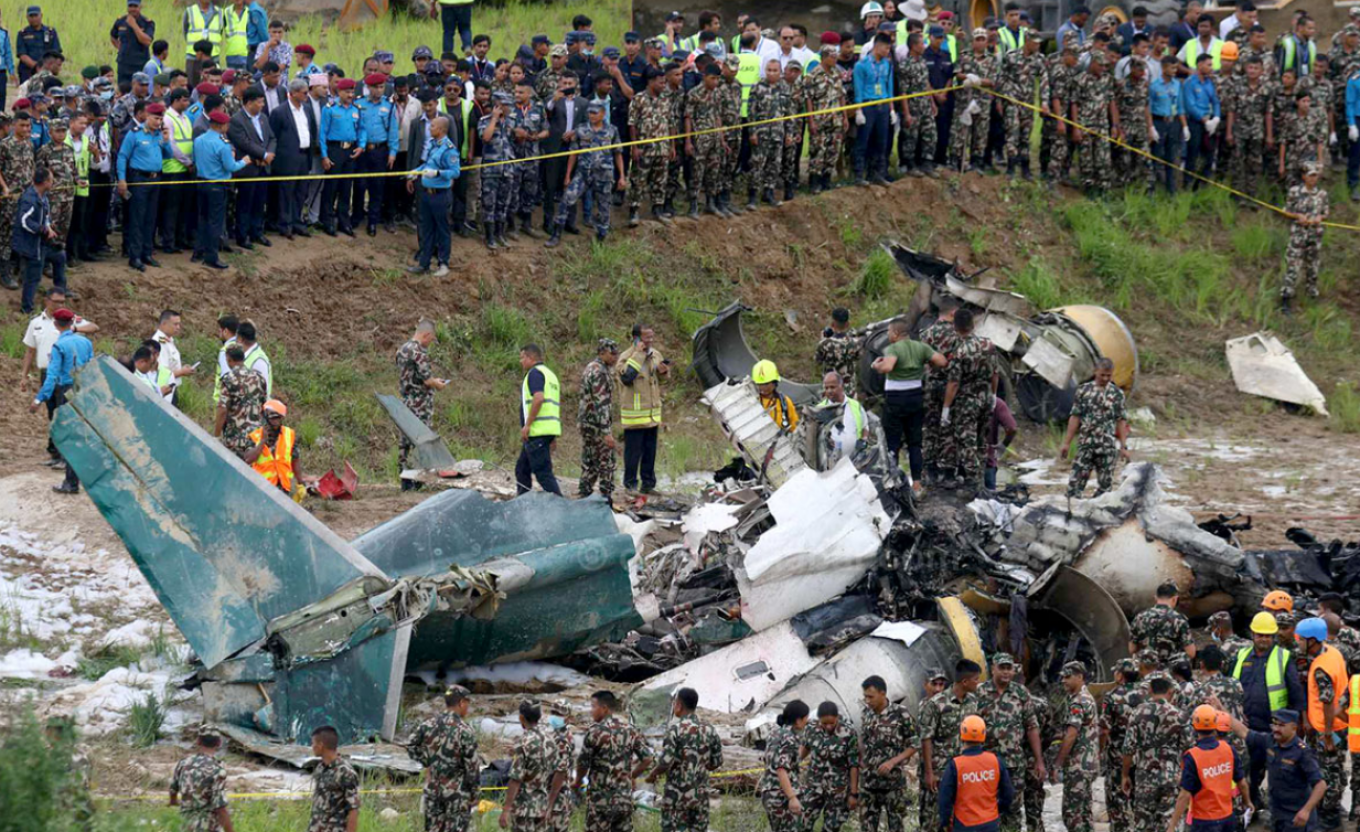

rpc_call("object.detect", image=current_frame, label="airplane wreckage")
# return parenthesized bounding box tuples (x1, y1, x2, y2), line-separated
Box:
(50, 248, 1353, 761)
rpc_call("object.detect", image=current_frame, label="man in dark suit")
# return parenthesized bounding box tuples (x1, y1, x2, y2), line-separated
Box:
(541, 69, 586, 234)
(1115, 7, 1153, 56)
(228, 87, 275, 249)
(267, 78, 320, 239)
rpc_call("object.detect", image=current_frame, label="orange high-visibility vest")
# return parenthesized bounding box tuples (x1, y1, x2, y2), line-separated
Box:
(1186, 741, 1235, 823)
(248, 425, 296, 493)
(952, 752, 1002, 827)
(1308, 645, 1348, 733)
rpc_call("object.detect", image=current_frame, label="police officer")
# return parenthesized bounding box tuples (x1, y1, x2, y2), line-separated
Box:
(319, 78, 362, 237)
(116, 101, 171, 272)
(16, 5, 59, 85)
(938, 715, 1015, 832)
(192, 110, 248, 269)
(408, 115, 459, 277)
(355, 73, 399, 236)
(1221, 709, 1326, 832)
(1167, 706, 1252, 832)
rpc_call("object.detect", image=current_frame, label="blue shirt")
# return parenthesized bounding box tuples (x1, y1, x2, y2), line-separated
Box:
(1181, 74, 1220, 121)
(1150, 76, 1183, 118)
(417, 136, 459, 189)
(357, 97, 398, 157)
(246, 2, 269, 50)
(143, 56, 166, 78)
(0, 28, 14, 75)
(1245, 731, 1323, 820)
(193, 130, 250, 180)
(1347, 75, 1360, 124)
(1056, 21, 1086, 49)
(118, 123, 172, 178)
(35, 330, 93, 404)
(30, 118, 49, 151)
(319, 102, 363, 145)
(854, 52, 893, 103)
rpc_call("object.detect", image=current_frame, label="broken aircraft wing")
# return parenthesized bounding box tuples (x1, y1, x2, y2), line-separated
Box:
(1225, 333, 1329, 416)
(376, 393, 459, 470)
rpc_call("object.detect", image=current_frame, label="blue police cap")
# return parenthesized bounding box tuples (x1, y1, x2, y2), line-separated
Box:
(624, 31, 641, 42)
(1272, 709, 1300, 724)
(929, 25, 945, 36)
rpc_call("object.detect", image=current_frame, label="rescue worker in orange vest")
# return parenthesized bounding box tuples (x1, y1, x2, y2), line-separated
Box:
(938, 715, 1015, 832)
(1295, 616, 1348, 832)
(245, 399, 302, 496)
(1168, 705, 1252, 832)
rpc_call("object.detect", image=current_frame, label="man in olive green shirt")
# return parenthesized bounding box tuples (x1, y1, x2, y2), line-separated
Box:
(871, 318, 946, 489)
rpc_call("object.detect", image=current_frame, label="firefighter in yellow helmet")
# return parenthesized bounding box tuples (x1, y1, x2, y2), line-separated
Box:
(752, 359, 799, 432)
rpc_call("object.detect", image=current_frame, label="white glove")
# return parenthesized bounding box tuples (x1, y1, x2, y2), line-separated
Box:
(1204, 116, 1219, 136)
(1350, 125, 1359, 142)
(964, 73, 980, 87)
(1182, 125, 1191, 142)
(421, 168, 438, 177)
(1150, 126, 1160, 144)
(968, 99, 982, 117)
(1330, 131, 1338, 145)
(856, 110, 866, 126)
(890, 109, 899, 127)
(959, 107, 973, 127)
(941, 406, 952, 427)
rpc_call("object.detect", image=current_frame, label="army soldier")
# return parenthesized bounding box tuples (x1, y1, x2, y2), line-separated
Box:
(308, 726, 360, 832)
(1071, 54, 1120, 194)
(717, 56, 744, 212)
(1188, 646, 1248, 775)
(1208, 611, 1252, 663)
(860, 674, 919, 832)
(938, 716, 1016, 832)
(1043, 44, 1080, 184)
(1280, 161, 1328, 312)
(684, 64, 728, 217)
(1115, 59, 1154, 188)
(507, 81, 547, 240)
(395, 320, 448, 484)
(940, 309, 997, 491)
(951, 29, 999, 171)
(778, 60, 803, 203)
(896, 33, 938, 177)
(1130, 583, 1195, 664)
(479, 92, 516, 250)
(1052, 661, 1099, 832)
(805, 44, 848, 192)
(647, 687, 723, 832)
(748, 59, 789, 209)
(1060, 357, 1130, 498)
(799, 701, 858, 832)
(213, 345, 267, 458)
(409, 686, 480, 832)
(815, 308, 861, 396)
(922, 660, 984, 827)
(1279, 91, 1327, 183)
(761, 700, 811, 832)
(1122, 677, 1192, 832)
(921, 300, 960, 483)
(577, 339, 619, 500)
(629, 67, 673, 227)
(503, 700, 566, 832)
(546, 101, 624, 247)
(36, 117, 75, 248)
(1227, 57, 1270, 197)
(999, 34, 1049, 178)
(978, 654, 1045, 832)
(169, 732, 234, 832)
(1102, 659, 1144, 832)
(661, 62, 686, 219)
(576, 691, 652, 831)
(547, 708, 575, 832)
(0, 114, 37, 283)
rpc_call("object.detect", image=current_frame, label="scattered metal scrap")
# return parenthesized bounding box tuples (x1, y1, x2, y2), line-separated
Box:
(1225, 332, 1329, 416)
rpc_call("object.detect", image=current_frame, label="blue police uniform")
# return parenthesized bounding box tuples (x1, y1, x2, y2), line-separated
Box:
(15, 22, 59, 83)
(0, 27, 14, 109)
(853, 51, 894, 181)
(193, 129, 249, 266)
(415, 135, 459, 269)
(319, 101, 363, 234)
(1246, 725, 1324, 832)
(353, 95, 398, 232)
(34, 328, 92, 493)
(116, 122, 171, 267)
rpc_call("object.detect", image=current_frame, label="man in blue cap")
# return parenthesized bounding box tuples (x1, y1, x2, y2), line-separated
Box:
(1220, 708, 1326, 832)
(16, 5, 58, 85)
(111, 0, 155, 88)
(569, 31, 600, 96)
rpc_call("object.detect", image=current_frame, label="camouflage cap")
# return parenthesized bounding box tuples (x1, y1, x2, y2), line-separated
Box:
(444, 683, 470, 697)
(597, 337, 619, 353)
(1345, 24, 1360, 36)
(1302, 161, 1324, 177)
(1114, 657, 1139, 675)
(1276, 610, 1297, 626)
(550, 44, 569, 58)
(820, 43, 839, 55)
(1136, 648, 1162, 666)
(972, 26, 988, 39)
(1208, 610, 1233, 625)
(1350, 7, 1360, 18)
(786, 59, 802, 71)
(1060, 660, 1087, 678)
(645, 37, 665, 49)
(991, 652, 1016, 667)
(520, 696, 542, 709)
(492, 91, 514, 105)
(132, 71, 150, 85)
(48, 117, 67, 131)
(725, 54, 741, 70)
(927, 667, 949, 682)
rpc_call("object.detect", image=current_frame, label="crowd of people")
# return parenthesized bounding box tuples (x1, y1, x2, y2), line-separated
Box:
(0, 0, 1349, 317)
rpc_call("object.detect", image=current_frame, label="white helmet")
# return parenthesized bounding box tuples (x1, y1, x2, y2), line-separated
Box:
(861, 1, 885, 19)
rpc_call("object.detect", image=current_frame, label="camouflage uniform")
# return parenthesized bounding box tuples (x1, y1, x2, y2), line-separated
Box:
(1114, 74, 1153, 187)
(1240, 45, 1278, 78)
(1043, 56, 1079, 181)
(943, 333, 996, 483)
(535, 69, 564, 105)
(556, 122, 619, 234)
(548, 723, 575, 832)
(577, 354, 616, 499)
(1188, 673, 1247, 763)
(222, 92, 243, 118)
(478, 108, 515, 225)
(1072, 68, 1116, 189)
(36, 133, 75, 245)
(897, 53, 937, 170)
(579, 714, 652, 831)
(815, 332, 861, 395)
(1218, 636, 1253, 667)
(509, 723, 562, 832)
(1099, 672, 1144, 832)
(1228, 76, 1271, 195)
(1308, 661, 1348, 831)
(218, 365, 267, 457)
(999, 49, 1050, 171)
(659, 712, 723, 832)
(170, 753, 228, 832)
(1058, 684, 1099, 832)
(663, 84, 686, 206)
(978, 677, 1040, 832)
(759, 723, 807, 832)
(1282, 104, 1327, 180)
(1130, 604, 1192, 664)
(308, 756, 361, 832)
(718, 74, 744, 193)
(396, 338, 434, 471)
(859, 702, 919, 832)
(1282, 180, 1327, 300)
(1122, 697, 1191, 832)
(1065, 380, 1126, 498)
(803, 63, 847, 179)
(0, 134, 36, 258)
(951, 51, 1000, 167)
(408, 711, 480, 832)
(921, 690, 982, 831)
(629, 89, 671, 212)
(1022, 692, 1048, 832)
(921, 319, 960, 473)
(507, 101, 546, 215)
(1329, 43, 1360, 162)
(802, 722, 858, 832)
(686, 83, 726, 204)
(748, 79, 788, 195)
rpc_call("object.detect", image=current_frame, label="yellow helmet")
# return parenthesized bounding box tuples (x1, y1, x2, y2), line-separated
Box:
(752, 359, 781, 385)
(1249, 611, 1279, 635)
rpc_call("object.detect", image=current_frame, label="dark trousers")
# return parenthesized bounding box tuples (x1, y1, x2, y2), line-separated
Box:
(277, 169, 308, 233)
(441, 4, 473, 54)
(1184, 120, 1214, 189)
(387, 150, 412, 221)
(416, 187, 451, 267)
(0, 71, 8, 111)
(1348, 117, 1360, 188)
(235, 172, 267, 242)
(20, 249, 67, 313)
(51, 384, 80, 490)
(451, 170, 469, 226)
(1247, 729, 1268, 811)
(42, 370, 59, 459)
(542, 154, 568, 227)
(195, 182, 228, 265)
(855, 103, 890, 179)
(88, 171, 113, 251)
(321, 143, 357, 231)
(66, 194, 90, 261)
(515, 436, 561, 496)
(883, 387, 925, 480)
(125, 169, 161, 262)
(354, 145, 389, 228)
(1153, 116, 1183, 193)
(935, 98, 954, 163)
(623, 427, 659, 492)
(157, 170, 193, 249)
(116, 63, 139, 89)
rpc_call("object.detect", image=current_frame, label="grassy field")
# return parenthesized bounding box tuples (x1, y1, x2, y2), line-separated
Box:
(44, 0, 629, 79)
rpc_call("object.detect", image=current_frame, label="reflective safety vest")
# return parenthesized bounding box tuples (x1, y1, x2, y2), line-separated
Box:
(438, 96, 475, 157)
(1308, 645, 1348, 733)
(1348, 675, 1360, 753)
(221, 6, 250, 60)
(760, 392, 798, 432)
(522, 364, 562, 438)
(1186, 741, 1236, 823)
(1183, 38, 1224, 71)
(819, 396, 866, 437)
(1233, 645, 1291, 712)
(945, 33, 958, 61)
(248, 425, 296, 493)
(66, 134, 90, 197)
(243, 343, 271, 396)
(1281, 36, 1317, 73)
(185, 5, 222, 58)
(163, 109, 194, 173)
(998, 26, 1027, 52)
(737, 52, 761, 118)
(656, 32, 679, 55)
(952, 751, 1002, 827)
(678, 34, 701, 53)
(619, 345, 664, 429)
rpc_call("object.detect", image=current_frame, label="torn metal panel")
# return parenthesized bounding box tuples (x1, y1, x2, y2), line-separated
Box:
(376, 393, 459, 469)
(736, 459, 891, 633)
(215, 723, 423, 774)
(690, 301, 821, 407)
(1225, 333, 1329, 416)
(974, 313, 1026, 353)
(702, 380, 808, 489)
(1028, 565, 1130, 682)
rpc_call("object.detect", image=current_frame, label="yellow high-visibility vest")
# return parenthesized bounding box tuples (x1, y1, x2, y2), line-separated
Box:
(1233, 645, 1291, 712)
(1183, 38, 1224, 71)
(522, 364, 562, 438)
(184, 5, 222, 58)
(737, 52, 761, 118)
(220, 6, 250, 60)
(998, 26, 1027, 52)
(1281, 36, 1317, 73)
(162, 110, 194, 173)
(438, 96, 475, 158)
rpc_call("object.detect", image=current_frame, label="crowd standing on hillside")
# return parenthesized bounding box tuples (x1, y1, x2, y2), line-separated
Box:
(0, 0, 1348, 314)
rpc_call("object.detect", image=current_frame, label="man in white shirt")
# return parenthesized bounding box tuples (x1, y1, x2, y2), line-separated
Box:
(22, 287, 98, 464)
(1219, 1, 1256, 40)
(303, 75, 329, 225)
(152, 308, 196, 405)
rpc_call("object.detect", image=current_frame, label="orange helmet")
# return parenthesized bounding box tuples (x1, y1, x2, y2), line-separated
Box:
(960, 715, 987, 743)
(1192, 705, 1219, 731)
(1215, 711, 1232, 733)
(1263, 591, 1294, 612)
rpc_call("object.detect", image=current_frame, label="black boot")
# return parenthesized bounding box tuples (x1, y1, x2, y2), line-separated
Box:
(485, 222, 498, 250)
(662, 198, 676, 218)
(809, 175, 824, 195)
(628, 207, 640, 227)
(503, 219, 520, 241)
(764, 187, 782, 207)
(544, 223, 563, 248)
(652, 205, 673, 226)
(1021, 159, 1033, 180)
(724, 191, 742, 214)
(686, 199, 701, 220)
(1006, 157, 1017, 178)
(494, 221, 510, 247)
(519, 213, 539, 239)
(784, 183, 795, 202)
(746, 189, 758, 211)
(1279, 295, 1293, 316)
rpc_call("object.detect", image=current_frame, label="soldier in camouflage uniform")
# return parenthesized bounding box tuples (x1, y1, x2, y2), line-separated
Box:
(999, 36, 1050, 178)
(1022, 687, 1048, 832)
(647, 687, 723, 832)
(978, 654, 1043, 832)
(506, 700, 565, 832)
(896, 33, 937, 178)
(920, 305, 960, 482)
(478, 92, 516, 249)
(629, 68, 673, 226)
(859, 675, 918, 832)
(1207, 611, 1253, 668)
(1070, 55, 1119, 193)
(1328, 26, 1360, 163)
(1060, 357, 1129, 498)
(547, 102, 623, 245)
(0, 115, 37, 266)
(662, 63, 688, 218)
(1052, 661, 1099, 832)
(718, 57, 745, 212)
(804, 45, 849, 191)
(536, 47, 568, 104)
(395, 321, 445, 478)
(216, 346, 267, 458)
(815, 308, 861, 396)
(577, 691, 651, 831)
(169, 733, 231, 832)
(308, 726, 361, 832)
(1043, 45, 1081, 183)
(801, 702, 859, 832)
(1240, 28, 1278, 78)
(547, 708, 575, 832)
(922, 661, 983, 828)
(1279, 89, 1326, 183)
(685, 66, 728, 216)
(1298, 55, 1336, 167)
(941, 309, 996, 489)
(1226, 58, 1271, 197)
(1318, 598, 1360, 819)
(36, 118, 75, 247)
(1130, 583, 1193, 664)
(1269, 69, 1300, 173)
(760, 700, 810, 832)
(747, 59, 790, 208)
(1121, 676, 1191, 832)
(1281, 161, 1328, 309)
(951, 30, 1000, 171)
(110, 73, 152, 149)
(1101, 659, 1144, 832)
(409, 686, 480, 832)
(506, 82, 547, 238)
(779, 62, 804, 203)
(577, 339, 619, 499)
(1186, 645, 1247, 781)
(1114, 61, 1154, 187)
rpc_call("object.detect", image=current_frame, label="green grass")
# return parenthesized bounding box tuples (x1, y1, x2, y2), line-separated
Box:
(0, 322, 24, 360)
(0, 703, 91, 832)
(1006, 258, 1071, 310)
(854, 248, 895, 300)
(1331, 382, 1360, 433)
(76, 644, 143, 681)
(126, 691, 166, 748)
